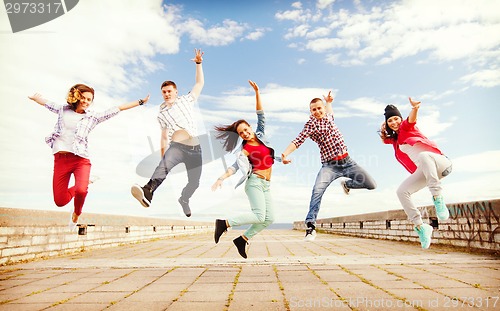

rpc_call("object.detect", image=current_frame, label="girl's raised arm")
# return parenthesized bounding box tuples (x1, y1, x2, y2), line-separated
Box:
(408, 97, 421, 123)
(248, 80, 262, 111)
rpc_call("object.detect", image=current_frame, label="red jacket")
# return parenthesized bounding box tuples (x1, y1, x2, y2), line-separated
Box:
(383, 119, 442, 173)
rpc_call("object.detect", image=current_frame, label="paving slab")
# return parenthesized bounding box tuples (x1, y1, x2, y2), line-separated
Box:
(0, 229, 499, 310)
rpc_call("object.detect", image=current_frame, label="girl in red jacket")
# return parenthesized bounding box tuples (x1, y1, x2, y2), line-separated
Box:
(380, 97, 452, 249)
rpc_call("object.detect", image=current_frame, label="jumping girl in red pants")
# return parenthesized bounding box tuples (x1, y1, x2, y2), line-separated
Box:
(29, 84, 149, 230)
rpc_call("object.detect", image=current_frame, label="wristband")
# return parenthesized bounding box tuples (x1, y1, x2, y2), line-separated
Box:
(196, 62, 202, 64)
(138, 99, 144, 105)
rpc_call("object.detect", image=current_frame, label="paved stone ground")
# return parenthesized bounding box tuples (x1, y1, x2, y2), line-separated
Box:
(0, 229, 498, 310)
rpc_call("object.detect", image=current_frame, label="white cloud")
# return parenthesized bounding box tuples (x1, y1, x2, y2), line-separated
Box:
(244, 28, 270, 41)
(341, 97, 387, 116)
(305, 26, 332, 39)
(460, 69, 500, 88)
(284, 24, 310, 40)
(276, 0, 500, 86)
(317, 0, 336, 10)
(451, 150, 500, 173)
(0, 0, 179, 97)
(181, 18, 247, 46)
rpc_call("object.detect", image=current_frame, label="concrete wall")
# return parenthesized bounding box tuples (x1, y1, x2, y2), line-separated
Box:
(294, 199, 500, 253)
(0, 207, 213, 265)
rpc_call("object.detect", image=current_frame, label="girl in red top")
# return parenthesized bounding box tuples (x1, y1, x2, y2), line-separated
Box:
(380, 97, 452, 249)
(211, 80, 279, 258)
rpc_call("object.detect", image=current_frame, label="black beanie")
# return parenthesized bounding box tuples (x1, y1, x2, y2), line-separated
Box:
(384, 105, 402, 121)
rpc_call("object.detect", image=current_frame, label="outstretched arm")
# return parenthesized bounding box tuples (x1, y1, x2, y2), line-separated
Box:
(408, 97, 421, 123)
(323, 90, 334, 114)
(28, 93, 48, 106)
(248, 80, 262, 111)
(118, 95, 150, 111)
(190, 48, 204, 99)
(281, 142, 297, 164)
(211, 168, 235, 191)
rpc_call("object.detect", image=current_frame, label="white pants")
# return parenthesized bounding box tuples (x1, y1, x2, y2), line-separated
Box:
(396, 152, 452, 226)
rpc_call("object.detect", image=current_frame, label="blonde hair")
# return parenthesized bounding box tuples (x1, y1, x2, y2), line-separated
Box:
(66, 84, 94, 110)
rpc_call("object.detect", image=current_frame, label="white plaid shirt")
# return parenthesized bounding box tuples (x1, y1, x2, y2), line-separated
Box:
(157, 93, 198, 141)
(292, 113, 348, 163)
(44, 102, 120, 159)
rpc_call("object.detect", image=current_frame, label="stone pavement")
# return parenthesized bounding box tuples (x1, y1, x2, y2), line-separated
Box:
(0, 229, 498, 311)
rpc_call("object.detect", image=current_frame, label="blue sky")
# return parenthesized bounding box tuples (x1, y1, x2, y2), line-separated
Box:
(0, 0, 499, 223)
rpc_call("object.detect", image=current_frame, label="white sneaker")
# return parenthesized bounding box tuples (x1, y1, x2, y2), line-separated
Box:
(415, 223, 433, 249)
(304, 228, 316, 241)
(68, 212, 77, 232)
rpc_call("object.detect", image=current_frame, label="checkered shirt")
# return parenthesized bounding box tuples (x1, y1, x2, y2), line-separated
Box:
(44, 102, 120, 159)
(292, 113, 348, 163)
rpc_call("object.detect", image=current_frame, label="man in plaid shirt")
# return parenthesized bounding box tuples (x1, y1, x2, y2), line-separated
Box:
(281, 91, 376, 241)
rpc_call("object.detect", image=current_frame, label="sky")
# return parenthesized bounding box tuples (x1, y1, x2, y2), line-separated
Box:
(0, 0, 499, 224)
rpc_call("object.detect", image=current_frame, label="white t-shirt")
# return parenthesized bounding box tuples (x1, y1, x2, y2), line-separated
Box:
(52, 109, 84, 154)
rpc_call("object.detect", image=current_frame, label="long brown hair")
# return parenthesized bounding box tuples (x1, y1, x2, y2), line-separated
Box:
(66, 84, 94, 111)
(214, 120, 249, 152)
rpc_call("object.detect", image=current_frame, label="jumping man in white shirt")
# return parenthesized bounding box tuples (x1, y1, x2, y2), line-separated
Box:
(131, 49, 204, 217)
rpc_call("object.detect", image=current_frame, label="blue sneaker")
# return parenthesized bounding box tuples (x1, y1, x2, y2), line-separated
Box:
(414, 223, 433, 249)
(433, 195, 449, 220)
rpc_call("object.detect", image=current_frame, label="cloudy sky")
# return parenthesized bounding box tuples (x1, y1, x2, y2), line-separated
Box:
(0, 0, 499, 224)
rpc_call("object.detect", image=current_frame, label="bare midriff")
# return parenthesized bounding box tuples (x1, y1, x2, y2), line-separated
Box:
(253, 167, 272, 181)
(171, 129, 199, 146)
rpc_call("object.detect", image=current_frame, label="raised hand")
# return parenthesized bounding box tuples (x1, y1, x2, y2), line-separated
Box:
(323, 91, 334, 104)
(408, 97, 421, 109)
(192, 48, 204, 64)
(141, 94, 151, 105)
(248, 80, 259, 92)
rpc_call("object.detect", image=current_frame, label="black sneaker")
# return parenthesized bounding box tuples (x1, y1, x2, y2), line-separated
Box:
(214, 219, 228, 243)
(306, 222, 316, 230)
(233, 236, 248, 258)
(131, 184, 152, 207)
(178, 197, 191, 217)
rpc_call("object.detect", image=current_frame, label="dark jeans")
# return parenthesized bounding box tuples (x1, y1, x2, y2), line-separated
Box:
(147, 142, 202, 201)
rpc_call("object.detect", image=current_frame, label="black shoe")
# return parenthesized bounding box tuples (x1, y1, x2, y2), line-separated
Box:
(214, 219, 228, 244)
(178, 198, 191, 217)
(131, 184, 153, 207)
(306, 222, 316, 230)
(233, 236, 248, 259)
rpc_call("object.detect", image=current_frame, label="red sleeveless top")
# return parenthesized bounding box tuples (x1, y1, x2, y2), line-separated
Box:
(243, 143, 274, 171)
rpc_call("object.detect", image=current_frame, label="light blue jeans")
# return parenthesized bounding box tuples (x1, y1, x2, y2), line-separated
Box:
(305, 156, 376, 224)
(228, 174, 274, 239)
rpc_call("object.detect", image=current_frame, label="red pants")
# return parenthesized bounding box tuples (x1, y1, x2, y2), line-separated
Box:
(53, 153, 91, 216)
